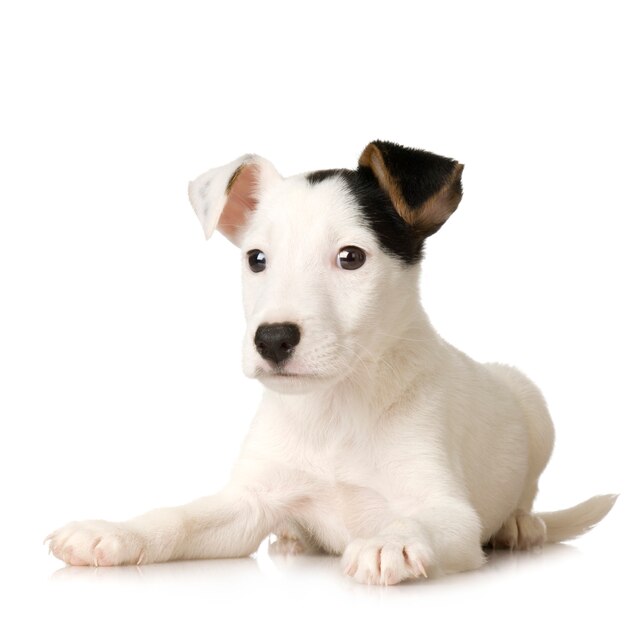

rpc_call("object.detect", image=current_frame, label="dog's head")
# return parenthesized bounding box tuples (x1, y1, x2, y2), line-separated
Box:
(188, 141, 463, 394)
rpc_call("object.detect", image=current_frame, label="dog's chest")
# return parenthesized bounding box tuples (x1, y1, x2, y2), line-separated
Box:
(253, 394, 388, 481)
(244, 396, 406, 551)
(286, 434, 392, 552)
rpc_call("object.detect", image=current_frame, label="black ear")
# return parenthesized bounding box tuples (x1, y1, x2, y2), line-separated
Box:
(358, 140, 464, 238)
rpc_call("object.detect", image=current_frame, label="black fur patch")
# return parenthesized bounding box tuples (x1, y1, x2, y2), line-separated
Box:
(306, 169, 349, 185)
(307, 167, 423, 264)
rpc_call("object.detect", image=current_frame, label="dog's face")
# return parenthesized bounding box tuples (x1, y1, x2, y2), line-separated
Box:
(236, 171, 413, 394)
(189, 141, 463, 394)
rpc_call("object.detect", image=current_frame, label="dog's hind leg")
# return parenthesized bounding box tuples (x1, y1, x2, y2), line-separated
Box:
(490, 507, 547, 550)
(268, 522, 322, 556)
(484, 364, 555, 550)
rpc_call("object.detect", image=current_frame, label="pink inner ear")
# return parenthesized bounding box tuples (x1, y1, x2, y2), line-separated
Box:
(218, 164, 259, 244)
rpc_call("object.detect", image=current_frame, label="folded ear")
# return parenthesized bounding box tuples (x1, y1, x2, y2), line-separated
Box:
(188, 154, 282, 245)
(358, 140, 464, 238)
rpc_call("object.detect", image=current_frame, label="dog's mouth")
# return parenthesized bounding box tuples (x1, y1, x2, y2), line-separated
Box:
(255, 368, 332, 392)
(258, 370, 316, 380)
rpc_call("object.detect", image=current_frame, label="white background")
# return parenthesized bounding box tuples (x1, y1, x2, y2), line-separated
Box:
(1, 1, 624, 624)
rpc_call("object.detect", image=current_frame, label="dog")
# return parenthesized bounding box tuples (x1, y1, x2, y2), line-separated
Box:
(46, 140, 617, 584)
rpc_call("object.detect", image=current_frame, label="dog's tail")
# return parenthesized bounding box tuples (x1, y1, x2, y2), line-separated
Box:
(537, 494, 618, 543)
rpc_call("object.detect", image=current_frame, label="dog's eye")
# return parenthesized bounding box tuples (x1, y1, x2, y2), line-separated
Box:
(337, 246, 366, 270)
(247, 249, 266, 273)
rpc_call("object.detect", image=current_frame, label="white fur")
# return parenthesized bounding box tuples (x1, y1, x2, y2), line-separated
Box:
(46, 155, 616, 584)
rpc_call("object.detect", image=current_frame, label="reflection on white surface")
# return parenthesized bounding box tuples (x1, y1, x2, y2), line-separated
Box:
(49, 554, 263, 583)
(48, 538, 582, 588)
(40, 538, 623, 625)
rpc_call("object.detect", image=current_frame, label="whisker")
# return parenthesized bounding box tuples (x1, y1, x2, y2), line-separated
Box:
(347, 339, 402, 383)
(331, 342, 378, 392)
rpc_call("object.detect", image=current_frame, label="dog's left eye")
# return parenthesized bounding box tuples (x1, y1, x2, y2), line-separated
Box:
(337, 246, 366, 270)
(247, 249, 267, 273)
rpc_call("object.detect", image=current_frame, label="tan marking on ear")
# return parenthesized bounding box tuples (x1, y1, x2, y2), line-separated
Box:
(416, 163, 464, 234)
(225, 162, 247, 195)
(358, 143, 415, 225)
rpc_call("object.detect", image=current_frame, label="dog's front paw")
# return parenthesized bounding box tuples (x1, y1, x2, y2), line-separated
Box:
(342, 536, 433, 585)
(46, 520, 146, 566)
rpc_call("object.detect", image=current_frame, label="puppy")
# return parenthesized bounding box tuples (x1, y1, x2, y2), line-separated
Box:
(46, 141, 616, 584)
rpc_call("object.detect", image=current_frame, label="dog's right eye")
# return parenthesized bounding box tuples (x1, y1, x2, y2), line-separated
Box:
(247, 249, 266, 273)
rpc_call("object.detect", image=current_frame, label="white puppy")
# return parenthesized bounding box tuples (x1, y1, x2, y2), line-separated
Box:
(47, 141, 616, 584)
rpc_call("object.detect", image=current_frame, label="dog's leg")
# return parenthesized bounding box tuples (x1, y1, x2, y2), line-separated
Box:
(488, 476, 547, 549)
(341, 498, 485, 585)
(483, 363, 555, 551)
(268, 521, 321, 556)
(490, 508, 547, 550)
(46, 487, 275, 566)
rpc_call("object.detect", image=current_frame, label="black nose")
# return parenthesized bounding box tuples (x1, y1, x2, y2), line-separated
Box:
(254, 323, 301, 366)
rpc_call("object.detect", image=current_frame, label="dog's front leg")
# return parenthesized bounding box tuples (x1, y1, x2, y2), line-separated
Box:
(47, 486, 274, 566)
(341, 497, 485, 585)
